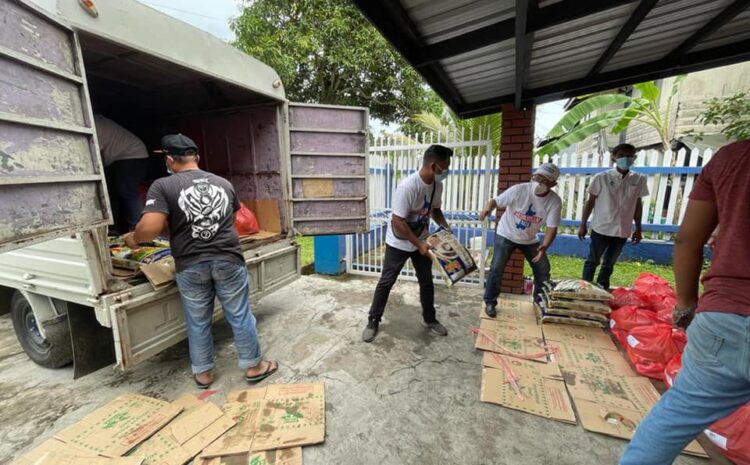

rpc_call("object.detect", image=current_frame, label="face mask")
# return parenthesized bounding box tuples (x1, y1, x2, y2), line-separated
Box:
(434, 165, 449, 183)
(533, 181, 550, 196)
(616, 157, 635, 170)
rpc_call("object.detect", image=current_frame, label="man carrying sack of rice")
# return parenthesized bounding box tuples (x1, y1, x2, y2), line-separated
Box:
(479, 163, 562, 318)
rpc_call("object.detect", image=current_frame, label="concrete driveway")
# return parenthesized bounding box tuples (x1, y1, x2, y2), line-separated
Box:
(0, 275, 726, 465)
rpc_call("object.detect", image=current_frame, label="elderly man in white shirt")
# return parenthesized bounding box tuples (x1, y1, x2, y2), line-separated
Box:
(578, 143, 649, 289)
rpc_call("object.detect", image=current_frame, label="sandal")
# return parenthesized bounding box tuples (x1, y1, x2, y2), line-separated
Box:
(193, 372, 213, 389)
(245, 360, 278, 383)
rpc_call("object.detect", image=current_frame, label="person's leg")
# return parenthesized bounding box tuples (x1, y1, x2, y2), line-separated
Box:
(582, 230, 606, 283)
(620, 312, 750, 465)
(174, 261, 216, 375)
(518, 242, 551, 304)
(597, 236, 627, 289)
(111, 158, 147, 232)
(211, 260, 263, 372)
(367, 245, 411, 323)
(410, 250, 442, 329)
(483, 235, 516, 307)
(104, 165, 121, 235)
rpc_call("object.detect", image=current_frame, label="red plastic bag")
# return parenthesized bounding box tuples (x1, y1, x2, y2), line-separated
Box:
(632, 273, 677, 310)
(610, 326, 630, 347)
(609, 287, 647, 309)
(234, 203, 260, 236)
(626, 323, 682, 364)
(664, 353, 682, 388)
(625, 345, 666, 381)
(610, 305, 661, 332)
(706, 403, 750, 465)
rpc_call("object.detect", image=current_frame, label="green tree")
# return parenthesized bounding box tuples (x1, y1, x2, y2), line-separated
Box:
(409, 101, 502, 155)
(689, 92, 750, 142)
(231, 0, 436, 124)
(538, 77, 685, 156)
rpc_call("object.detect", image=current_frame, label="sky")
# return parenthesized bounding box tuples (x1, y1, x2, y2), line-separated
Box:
(133, 0, 566, 139)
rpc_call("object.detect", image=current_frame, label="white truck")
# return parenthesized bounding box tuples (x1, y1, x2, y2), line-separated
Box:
(0, 0, 369, 377)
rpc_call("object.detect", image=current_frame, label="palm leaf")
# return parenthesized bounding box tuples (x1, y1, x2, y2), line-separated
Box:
(547, 94, 632, 138)
(539, 109, 626, 156)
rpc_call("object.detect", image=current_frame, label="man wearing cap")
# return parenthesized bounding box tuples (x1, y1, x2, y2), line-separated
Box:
(479, 163, 562, 317)
(95, 115, 149, 233)
(578, 143, 649, 290)
(123, 134, 277, 388)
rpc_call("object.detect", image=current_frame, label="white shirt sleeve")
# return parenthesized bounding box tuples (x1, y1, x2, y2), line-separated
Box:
(588, 173, 602, 196)
(495, 184, 519, 208)
(545, 197, 562, 228)
(392, 181, 413, 219)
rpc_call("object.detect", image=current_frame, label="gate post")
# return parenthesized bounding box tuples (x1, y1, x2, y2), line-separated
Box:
(314, 235, 346, 275)
(498, 103, 535, 294)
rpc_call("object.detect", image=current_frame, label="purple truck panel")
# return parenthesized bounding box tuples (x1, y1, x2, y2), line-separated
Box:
(290, 132, 366, 154)
(289, 106, 365, 131)
(291, 155, 365, 176)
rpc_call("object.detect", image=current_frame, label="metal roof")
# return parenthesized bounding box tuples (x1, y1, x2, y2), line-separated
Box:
(351, 0, 750, 118)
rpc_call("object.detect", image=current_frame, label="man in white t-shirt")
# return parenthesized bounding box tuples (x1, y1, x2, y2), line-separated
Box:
(95, 115, 150, 233)
(479, 163, 562, 317)
(362, 145, 453, 343)
(578, 143, 649, 289)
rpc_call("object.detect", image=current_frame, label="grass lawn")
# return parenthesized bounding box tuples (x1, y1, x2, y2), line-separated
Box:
(525, 255, 675, 288)
(297, 236, 315, 267)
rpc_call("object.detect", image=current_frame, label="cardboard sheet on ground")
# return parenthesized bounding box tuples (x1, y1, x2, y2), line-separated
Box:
(478, 299, 538, 323)
(481, 352, 563, 381)
(54, 394, 183, 457)
(200, 447, 302, 465)
(542, 324, 617, 351)
(547, 342, 637, 377)
(480, 367, 576, 424)
(202, 384, 325, 458)
(474, 319, 548, 362)
(10, 438, 99, 465)
(128, 394, 236, 465)
(33, 451, 144, 465)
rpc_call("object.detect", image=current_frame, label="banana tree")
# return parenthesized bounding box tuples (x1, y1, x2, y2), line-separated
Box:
(538, 77, 686, 156)
(410, 106, 502, 155)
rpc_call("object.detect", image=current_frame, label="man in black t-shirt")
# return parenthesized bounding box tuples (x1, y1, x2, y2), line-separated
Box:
(124, 134, 278, 388)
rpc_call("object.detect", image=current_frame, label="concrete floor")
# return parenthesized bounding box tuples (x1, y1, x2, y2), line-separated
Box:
(0, 275, 726, 465)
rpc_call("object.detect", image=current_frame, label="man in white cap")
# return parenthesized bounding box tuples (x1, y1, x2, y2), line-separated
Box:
(479, 163, 562, 317)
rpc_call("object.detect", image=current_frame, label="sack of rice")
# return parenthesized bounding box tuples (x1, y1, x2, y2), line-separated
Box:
(537, 300, 607, 328)
(546, 279, 614, 302)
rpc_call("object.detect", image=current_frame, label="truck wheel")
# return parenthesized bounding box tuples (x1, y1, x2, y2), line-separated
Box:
(10, 292, 72, 368)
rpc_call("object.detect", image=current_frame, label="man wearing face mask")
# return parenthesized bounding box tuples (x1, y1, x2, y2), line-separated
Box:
(123, 134, 278, 389)
(362, 144, 453, 343)
(578, 143, 649, 290)
(480, 163, 562, 317)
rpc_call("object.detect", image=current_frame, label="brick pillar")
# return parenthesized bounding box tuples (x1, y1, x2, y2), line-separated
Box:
(498, 103, 535, 295)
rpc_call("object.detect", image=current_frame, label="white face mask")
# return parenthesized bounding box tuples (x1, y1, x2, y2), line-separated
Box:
(533, 181, 550, 196)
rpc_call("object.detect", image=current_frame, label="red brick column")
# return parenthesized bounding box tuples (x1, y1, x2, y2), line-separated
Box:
(497, 103, 535, 294)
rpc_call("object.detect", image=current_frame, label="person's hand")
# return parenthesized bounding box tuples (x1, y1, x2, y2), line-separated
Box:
(577, 224, 588, 240)
(707, 234, 717, 251)
(417, 242, 431, 257)
(672, 305, 696, 329)
(122, 232, 141, 251)
(479, 209, 491, 221)
(632, 229, 643, 245)
(532, 244, 548, 263)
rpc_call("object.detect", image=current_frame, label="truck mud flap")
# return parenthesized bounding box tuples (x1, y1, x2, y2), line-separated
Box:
(68, 304, 115, 379)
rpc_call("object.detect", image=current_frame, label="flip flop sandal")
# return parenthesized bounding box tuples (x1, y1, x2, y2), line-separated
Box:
(245, 360, 278, 383)
(194, 374, 212, 390)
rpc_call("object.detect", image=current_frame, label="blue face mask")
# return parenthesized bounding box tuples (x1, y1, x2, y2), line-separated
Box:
(616, 157, 635, 170)
(434, 165, 449, 183)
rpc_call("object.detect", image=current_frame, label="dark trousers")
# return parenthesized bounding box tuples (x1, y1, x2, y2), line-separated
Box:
(105, 158, 148, 233)
(582, 230, 628, 289)
(368, 245, 436, 323)
(484, 234, 550, 305)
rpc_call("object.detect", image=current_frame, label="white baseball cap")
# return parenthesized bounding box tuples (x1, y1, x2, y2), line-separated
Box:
(534, 163, 560, 182)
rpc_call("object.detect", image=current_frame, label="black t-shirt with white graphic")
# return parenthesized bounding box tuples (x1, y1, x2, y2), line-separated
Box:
(143, 169, 243, 271)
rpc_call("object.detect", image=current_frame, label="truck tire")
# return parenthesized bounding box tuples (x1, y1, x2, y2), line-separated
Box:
(10, 292, 72, 368)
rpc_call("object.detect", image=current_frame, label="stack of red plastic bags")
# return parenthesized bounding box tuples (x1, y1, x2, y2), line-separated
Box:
(609, 272, 750, 464)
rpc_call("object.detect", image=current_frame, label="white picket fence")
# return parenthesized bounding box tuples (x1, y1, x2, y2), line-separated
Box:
(534, 148, 712, 240)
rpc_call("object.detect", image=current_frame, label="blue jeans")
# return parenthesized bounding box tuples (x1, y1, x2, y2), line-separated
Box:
(175, 260, 262, 374)
(620, 312, 750, 465)
(582, 230, 627, 289)
(484, 234, 550, 305)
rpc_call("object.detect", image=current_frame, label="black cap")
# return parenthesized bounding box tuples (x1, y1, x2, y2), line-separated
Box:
(161, 134, 198, 156)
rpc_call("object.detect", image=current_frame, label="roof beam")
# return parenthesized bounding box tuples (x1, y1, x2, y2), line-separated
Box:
(664, 0, 750, 60)
(588, 0, 658, 77)
(514, 0, 535, 108)
(414, 0, 639, 67)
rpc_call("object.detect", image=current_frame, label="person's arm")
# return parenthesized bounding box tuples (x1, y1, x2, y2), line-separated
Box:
(479, 198, 497, 221)
(480, 185, 517, 220)
(673, 199, 718, 312)
(431, 208, 451, 232)
(632, 198, 644, 244)
(578, 194, 597, 240)
(534, 200, 561, 262)
(534, 227, 558, 263)
(125, 213, 168, 249)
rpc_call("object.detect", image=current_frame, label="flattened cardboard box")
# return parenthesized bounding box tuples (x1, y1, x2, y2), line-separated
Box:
(481, 352, 563, 381)
(478, 299, 538, 323)
(474, 319, 548, 362)
(203, 384, 325, 458)
(34, 451, 144, 465)
(200, 447, 302, 465)
(11, 438, 100, 465)
(565, 370, 659, 413)
(480, 367, 576, 424)
(128, 394, 236, 465)
(541, 324, 617, 351)
(547, 341, 637, 377)
(54, 394, 183, 458)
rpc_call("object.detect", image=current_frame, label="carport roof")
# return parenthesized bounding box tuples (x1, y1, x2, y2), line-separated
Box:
(351, 0, 750, 118)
